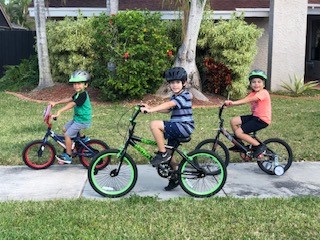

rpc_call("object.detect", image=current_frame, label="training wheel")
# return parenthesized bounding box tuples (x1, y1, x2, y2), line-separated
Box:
(274, 165, 284, 176)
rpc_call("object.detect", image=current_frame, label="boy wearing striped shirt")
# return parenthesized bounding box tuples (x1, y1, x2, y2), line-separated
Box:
(140, 67, 194, 190)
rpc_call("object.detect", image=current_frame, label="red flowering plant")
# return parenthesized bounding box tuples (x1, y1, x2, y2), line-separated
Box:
(203, 57, 232, 95)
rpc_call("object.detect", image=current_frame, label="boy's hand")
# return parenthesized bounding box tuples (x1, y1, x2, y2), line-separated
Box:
(224, 100, 233, 106)
(49, 101, 56, 107)
(140, 107, 150, 113)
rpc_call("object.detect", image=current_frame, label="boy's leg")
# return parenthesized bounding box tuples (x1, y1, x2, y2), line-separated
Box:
(239, 117, 269, 157)
(150, 120, 166, 153)
(149, 120, 171, 166)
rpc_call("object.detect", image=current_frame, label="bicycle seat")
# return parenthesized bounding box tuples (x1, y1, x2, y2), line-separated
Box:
(176, 137, 191, 143)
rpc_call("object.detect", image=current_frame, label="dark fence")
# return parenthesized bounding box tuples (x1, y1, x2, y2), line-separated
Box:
(0, 30, 36, 77)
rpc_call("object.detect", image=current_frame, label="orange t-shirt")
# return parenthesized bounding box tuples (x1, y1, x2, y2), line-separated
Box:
(248, 89, 271, 124)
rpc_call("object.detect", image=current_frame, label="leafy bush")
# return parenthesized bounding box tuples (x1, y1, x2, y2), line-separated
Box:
(198, 13, 263, 98)
(202, 57, 232, 95)
(46, 16, 96, 82)
(0, 55, 39, 92)
(91, 11, 174, 100)
(281, 74, 319, 96)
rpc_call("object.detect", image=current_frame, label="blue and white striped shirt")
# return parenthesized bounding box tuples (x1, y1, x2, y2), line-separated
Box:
(170, 90, 195, 137)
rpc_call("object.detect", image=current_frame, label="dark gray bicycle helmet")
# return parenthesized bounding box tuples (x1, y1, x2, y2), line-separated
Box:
(164, 67, 187, 83)
(69, 70, 90, 83)
(248, 69, 267, 82)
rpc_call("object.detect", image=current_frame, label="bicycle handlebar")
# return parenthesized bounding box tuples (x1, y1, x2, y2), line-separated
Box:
(219, 103, 226, 120)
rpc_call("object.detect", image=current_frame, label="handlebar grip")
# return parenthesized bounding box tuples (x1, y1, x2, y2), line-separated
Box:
(143, 110, 148, 114)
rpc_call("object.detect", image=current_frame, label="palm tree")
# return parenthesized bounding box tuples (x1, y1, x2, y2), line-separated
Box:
(157, 0, 208, 101)
(33, 0, 54, 90)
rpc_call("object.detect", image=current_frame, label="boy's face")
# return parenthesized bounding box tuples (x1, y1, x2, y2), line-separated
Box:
(73, 82, 87, 92)
(169, 80, 185, 94)
(250, 78, 265, 92)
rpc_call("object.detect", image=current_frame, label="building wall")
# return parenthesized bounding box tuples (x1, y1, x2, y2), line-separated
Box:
(246, 18, 269, 73)
(268, 0, 308, 91)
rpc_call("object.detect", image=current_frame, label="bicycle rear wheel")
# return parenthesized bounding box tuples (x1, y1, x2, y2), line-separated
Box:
(257, 138, 293, 175)
(22, 140, 56, 170)
(195, 139, 230, 166)
(78, 139, 109, 169)
(88, 149, 137, 198)
(178, 149, 227, 198)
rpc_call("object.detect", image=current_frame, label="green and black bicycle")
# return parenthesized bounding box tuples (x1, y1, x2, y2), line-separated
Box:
(88, 105, 227, 198)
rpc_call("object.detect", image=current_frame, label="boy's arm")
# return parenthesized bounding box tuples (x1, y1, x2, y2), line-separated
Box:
(225, 95, 259, 106)
(141, 101, 176, 113)
(50, 97, 73, 107)
(52, 101, 76, 118)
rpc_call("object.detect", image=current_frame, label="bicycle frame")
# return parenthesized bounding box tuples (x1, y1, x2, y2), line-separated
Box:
(40, 108, 94, 158)
(214, 104, 262, 155)
(116, 106, 202, 172)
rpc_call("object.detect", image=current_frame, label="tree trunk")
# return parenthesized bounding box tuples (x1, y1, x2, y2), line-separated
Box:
(34, 0, 54, 90)
(156, 0, 208, 101)
(106, 0, 118, 15)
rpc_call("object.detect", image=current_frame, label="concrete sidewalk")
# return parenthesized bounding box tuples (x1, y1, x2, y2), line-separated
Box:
(1, 162, 320, 201)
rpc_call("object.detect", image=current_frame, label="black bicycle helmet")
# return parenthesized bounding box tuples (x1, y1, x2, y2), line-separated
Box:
(69, 70, 90, 83)
(248, 69, 267, 82)
(164, 67, 187, 83)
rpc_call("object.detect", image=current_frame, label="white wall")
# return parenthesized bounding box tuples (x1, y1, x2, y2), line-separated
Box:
(246, 18, 269, 73)
(268, 0, 308, 91)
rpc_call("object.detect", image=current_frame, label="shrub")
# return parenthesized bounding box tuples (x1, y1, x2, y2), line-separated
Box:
(202, 57, 232, 95)
(0, 55, 39, 92)
(281, 74, 319, 96)
(198, 13, 263, 98)
(91, 11, 174, 100)
(46, 16, 96, 82)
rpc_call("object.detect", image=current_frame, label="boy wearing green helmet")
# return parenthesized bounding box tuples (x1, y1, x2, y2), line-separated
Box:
(224, 69, 271, 158)
(50, 70, 92, 164)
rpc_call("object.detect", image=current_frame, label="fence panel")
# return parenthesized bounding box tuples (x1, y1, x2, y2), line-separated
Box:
(0, 30, 36, 77)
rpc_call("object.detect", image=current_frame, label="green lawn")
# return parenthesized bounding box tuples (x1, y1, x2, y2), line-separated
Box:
(0, 92, 319, 165)
(0, 197, 319, 239)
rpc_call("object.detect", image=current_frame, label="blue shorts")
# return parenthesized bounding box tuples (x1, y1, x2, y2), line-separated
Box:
(240, 115, 268, 134)
(164, 121, 188, 146)
(64, 120, 90, 138)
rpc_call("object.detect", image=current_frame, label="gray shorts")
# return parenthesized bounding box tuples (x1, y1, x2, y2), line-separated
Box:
(64, 120, 91, 138)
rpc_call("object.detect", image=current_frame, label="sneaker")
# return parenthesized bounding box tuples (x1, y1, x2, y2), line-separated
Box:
(56, 153, 72, 164)
(253, 144, 267, 158)
(150, 151, 171, 167)
(164, 177, 179, 191)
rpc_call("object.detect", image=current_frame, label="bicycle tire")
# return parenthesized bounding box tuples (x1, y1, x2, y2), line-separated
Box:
(88, 149, 138, 198)
(178, 149, 227, 198)
(22, 140, 56, 170)
(257, 138, 293, 175)
(195, 139, 230, 167)
(78, 139, 109, 169)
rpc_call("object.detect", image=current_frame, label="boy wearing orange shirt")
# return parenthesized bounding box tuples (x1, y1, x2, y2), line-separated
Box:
(224, 69, 271, 157)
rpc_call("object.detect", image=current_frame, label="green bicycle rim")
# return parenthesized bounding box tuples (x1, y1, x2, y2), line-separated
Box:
(180, 152, 225, 196)
(90, 152, 135, 196)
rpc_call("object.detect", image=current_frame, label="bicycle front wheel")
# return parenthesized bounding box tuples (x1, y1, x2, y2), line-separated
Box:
(88, 149, 137, 198)
(257, 138, 293, 175)
(178, 149, 227, 198)
(195, 139, 230, 167)
(22, 140, 56, 170)
(78, 139, 109, 169)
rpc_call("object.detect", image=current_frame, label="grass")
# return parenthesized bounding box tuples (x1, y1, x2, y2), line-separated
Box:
(0, 196, 319, 239)
(0, 92, 319, 165)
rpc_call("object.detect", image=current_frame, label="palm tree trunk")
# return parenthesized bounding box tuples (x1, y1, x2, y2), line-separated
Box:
(34, 0, 54, 90)
(157, 0, 208, 101)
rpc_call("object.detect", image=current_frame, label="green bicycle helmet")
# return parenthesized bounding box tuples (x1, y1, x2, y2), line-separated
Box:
(248, 69, 267, 82)
(69, 70, 90, 83)
(164, 67, 187, 83)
